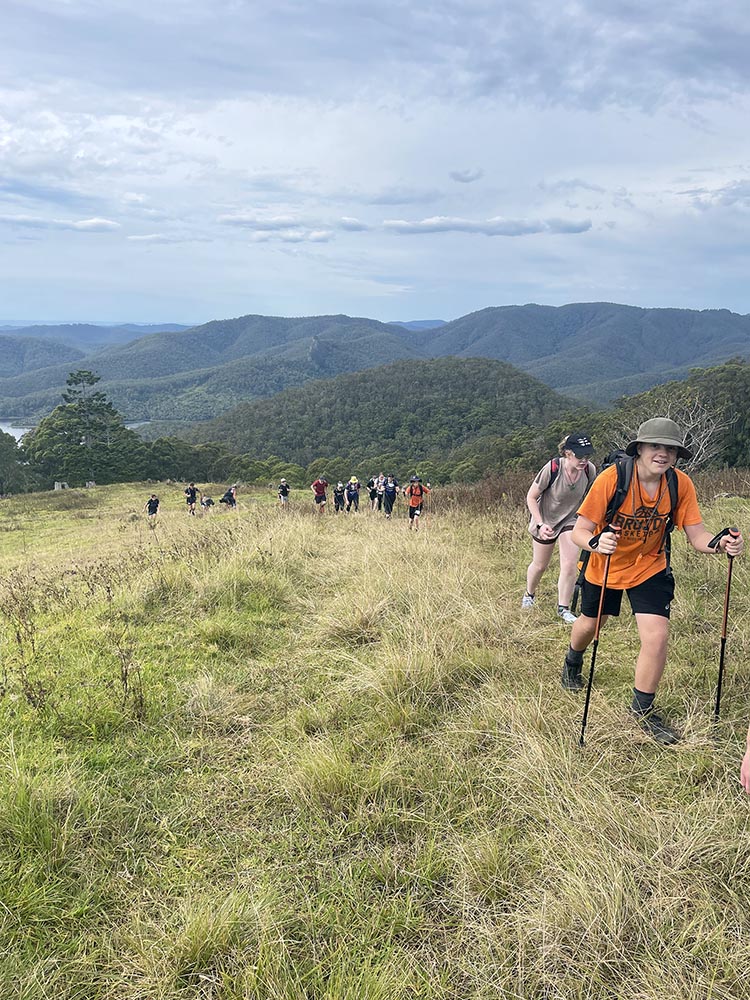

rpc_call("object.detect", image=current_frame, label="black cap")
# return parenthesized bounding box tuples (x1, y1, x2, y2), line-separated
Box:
(562, 434, 593, 457)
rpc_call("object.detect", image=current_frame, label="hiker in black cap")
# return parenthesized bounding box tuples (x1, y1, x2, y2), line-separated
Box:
(564, 417, 743, 746)
(523, 434, 596, 623)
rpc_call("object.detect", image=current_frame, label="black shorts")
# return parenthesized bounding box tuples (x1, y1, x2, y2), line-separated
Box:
(408, 505, 422, 519)
(315, 494, 326, 504)
(580, 568, 675, 619)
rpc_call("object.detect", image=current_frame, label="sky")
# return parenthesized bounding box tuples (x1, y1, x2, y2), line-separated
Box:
(1, 0, 749, 324)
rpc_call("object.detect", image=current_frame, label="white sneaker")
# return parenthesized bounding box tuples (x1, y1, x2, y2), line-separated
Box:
(558, 606, 577, 625)
(521, 592, 535, 609)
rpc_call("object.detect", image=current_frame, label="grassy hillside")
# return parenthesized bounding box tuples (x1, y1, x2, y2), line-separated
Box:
(188, 357, 579, 467)
(1, 480, 750, 998)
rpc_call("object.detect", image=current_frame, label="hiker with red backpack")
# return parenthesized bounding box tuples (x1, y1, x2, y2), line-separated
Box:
(405, 476, 430, 530)
(523, 434, 596, 624)
(563, 418, 743, 746)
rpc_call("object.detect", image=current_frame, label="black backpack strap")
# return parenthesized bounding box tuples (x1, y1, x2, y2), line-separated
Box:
(603, 455, 634, 525)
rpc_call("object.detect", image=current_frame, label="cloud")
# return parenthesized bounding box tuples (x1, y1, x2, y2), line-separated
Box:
(450, 168, 483, 184)
(338, 217, 370, 231)
(539, 178, 606, 195)
(368, 186, 442, 206)
(0, 213, 120, 231)
(218, 213, 315, 231)
(382, 215, 592, 236)
(689, 179, 750, 210)
(127, 233, 212, 244)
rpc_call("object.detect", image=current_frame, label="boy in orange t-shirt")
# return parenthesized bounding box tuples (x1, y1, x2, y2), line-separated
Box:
(564, 418, 743, 745)
(404, 476, 430, 531)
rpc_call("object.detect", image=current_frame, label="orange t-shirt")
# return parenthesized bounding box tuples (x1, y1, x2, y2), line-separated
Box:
(576, 466, 702, 589)
(406, 484, 430, 508)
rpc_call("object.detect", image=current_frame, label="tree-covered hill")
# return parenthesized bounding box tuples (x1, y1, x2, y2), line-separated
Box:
(187, 357, 580, 468)
(0, 334, 84, 378)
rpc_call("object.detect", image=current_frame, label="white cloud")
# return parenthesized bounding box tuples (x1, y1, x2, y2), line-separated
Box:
(0, 213, 120, 231)
(382, 215, 592, 236)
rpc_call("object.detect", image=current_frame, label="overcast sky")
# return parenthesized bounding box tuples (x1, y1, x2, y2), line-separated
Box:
(1, 0, 749, 324)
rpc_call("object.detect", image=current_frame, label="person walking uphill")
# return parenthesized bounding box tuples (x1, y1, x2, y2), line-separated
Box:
(524, 434, 596, 623)
(563, 418, 744, 746)
(311, 476, 328, 514)
(405, 476, 430, 530)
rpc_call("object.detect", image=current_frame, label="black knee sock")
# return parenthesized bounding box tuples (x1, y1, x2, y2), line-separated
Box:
(631, 688, 655, 715)
(565, 645, 584, 666)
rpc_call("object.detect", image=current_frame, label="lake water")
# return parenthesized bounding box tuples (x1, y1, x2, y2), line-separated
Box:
(0, 422, 32, 440)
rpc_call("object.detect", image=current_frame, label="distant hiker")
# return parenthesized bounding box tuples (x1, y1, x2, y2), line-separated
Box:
(523, 433, 596, 624)
(143, 494, 159, 520)
(383, 474, 399, 518)
(201, 495, 215, 513)
(564, 418, 743, 745)
(311, 476, 328, 513)
(184, 482, 201, 515)
(375, 474, 386, 510)
(367, 476, 378, 510)
(345, 477, 361, 512)
(219, 484, 238, 509)
(405, 475, 430, 530)
(333, 482, 346, 513)
(278, 478, 291, 507)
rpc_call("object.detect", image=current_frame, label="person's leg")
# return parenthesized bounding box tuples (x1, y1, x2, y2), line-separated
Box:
(525, 539, 555, 598)
(632, 614, 670, 694)
(556, 530, 580, 607)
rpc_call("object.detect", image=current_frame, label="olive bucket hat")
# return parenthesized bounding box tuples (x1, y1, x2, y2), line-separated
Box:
(625, 417, 692, 461)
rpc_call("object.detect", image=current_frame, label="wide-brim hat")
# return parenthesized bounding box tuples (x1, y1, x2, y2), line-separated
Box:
(625, 417, 692, 460)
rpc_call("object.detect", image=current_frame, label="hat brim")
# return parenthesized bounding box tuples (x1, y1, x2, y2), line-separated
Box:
(569, 447, 593, 457)
(625, 439, 692, 460)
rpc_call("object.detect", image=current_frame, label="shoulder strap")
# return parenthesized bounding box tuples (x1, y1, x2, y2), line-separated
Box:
(604, 456, 634, 524)
(665, 467, 678, 519)
(548, 457, 560, 486)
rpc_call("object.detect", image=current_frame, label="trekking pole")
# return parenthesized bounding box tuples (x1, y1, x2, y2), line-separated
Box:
(579, 524, 620, 747)
(708, 526, 740, 724)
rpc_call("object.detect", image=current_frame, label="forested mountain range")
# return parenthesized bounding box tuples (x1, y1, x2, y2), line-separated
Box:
(2, 303, 749, 424)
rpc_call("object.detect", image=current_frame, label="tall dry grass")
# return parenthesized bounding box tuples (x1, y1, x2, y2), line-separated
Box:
(0, 482, 749, 998)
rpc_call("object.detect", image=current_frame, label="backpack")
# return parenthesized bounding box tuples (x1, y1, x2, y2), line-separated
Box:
(570, 450, 679, 612)
(409, 483, 423, 498)
(545, 456, 594, 491)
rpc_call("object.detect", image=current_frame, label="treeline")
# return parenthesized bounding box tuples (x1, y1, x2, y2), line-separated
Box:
(3, 359, 750, 496)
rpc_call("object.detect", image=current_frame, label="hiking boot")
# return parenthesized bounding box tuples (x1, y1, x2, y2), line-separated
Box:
(561, 656, 584, 692)
(521, 592, 535, 610)
(630, 709, 680, 746)
(557, 606, 577, 625)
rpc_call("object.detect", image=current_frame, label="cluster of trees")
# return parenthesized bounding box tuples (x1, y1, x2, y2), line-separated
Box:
(2, 358, 750, 497)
